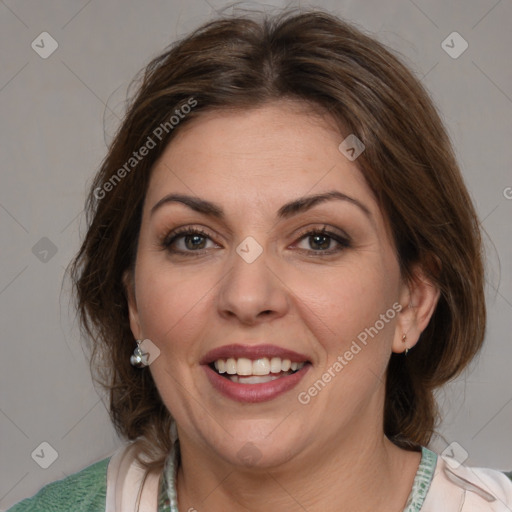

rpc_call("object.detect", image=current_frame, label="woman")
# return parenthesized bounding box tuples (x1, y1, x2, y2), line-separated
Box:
(8, 8, 512, 512)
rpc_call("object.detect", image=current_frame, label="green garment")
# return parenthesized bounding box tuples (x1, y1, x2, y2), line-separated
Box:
(6, 458, 109, 512)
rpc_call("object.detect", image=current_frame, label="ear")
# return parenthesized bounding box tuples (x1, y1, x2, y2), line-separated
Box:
(123, 269, 142, 340)
(392, 264, 441, 354)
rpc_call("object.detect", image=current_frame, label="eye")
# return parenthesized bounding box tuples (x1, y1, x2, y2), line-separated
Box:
(160, 225, 351, 257)
(294, 226, 351, 254)
(162, 227, 219, 254)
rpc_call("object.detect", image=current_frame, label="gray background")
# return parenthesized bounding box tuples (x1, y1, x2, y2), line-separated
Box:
(1, 0, 511, 508)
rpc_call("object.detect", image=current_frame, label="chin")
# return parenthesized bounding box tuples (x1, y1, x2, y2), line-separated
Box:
(199, 422, 307, 470)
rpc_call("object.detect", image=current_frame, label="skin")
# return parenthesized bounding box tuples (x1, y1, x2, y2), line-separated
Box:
(125, 100, 440, 511)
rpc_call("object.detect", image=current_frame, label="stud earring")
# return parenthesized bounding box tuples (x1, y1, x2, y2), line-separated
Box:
(402, 334, 409, 355)
(130, 339, 149, 367)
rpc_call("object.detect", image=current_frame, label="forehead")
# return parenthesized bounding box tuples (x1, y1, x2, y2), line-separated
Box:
(145, 101, 376, 216)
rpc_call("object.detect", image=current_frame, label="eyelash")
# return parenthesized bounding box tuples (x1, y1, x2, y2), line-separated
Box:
(161, 225, 351, 257)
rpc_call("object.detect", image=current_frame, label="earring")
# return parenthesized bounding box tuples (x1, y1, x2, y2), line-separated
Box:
(130, 339, 149, 367)
(402, 334, 409, 355)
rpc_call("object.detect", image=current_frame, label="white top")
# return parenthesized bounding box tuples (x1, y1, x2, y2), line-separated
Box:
(422, 454, 512, 511)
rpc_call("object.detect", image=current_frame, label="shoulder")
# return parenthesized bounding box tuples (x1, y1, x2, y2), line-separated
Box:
(422, 449, 512, 511)
(6, 456, 110, 512)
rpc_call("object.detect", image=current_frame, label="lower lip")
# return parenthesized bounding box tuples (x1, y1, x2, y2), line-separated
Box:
(203, 364, 310, 403)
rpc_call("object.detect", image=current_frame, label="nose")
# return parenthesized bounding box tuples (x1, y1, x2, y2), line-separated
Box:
(216, 246, 290, 326)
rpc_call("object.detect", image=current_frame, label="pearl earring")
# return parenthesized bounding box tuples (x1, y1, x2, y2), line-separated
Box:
(130, 339, 149, 367)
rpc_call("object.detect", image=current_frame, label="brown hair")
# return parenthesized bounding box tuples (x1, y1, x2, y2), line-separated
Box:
(70, 9, 485, 469)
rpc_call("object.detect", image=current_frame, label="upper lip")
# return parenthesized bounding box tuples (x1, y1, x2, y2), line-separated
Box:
(200, 344, 310, 365)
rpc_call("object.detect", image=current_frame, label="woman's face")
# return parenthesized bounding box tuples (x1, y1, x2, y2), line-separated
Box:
(126, 101, 417, 469)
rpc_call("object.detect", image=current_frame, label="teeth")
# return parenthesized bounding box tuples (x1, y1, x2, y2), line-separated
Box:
(232, 374, 283, 384)
(213, 357, 305, 377)
(236, 358, 252, 376)
(225, 358, 237, 375)
(270, 357, 282, 373)
(252, 357, 270, 375)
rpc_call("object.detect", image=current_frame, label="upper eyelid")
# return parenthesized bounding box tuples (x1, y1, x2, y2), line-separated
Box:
(164, 224, 348, 239)
(163, 226, 216, 245)
(294, 224, 349, 238)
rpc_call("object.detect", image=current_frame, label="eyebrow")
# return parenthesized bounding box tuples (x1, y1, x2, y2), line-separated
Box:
(150, 190, 371, 220)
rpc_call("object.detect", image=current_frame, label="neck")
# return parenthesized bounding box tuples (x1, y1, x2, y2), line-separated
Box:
(175, 427, 421, 512)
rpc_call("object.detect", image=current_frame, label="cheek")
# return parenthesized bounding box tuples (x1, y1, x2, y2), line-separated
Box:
(289, 258, 399, 352)
(133, 259, 216, 356)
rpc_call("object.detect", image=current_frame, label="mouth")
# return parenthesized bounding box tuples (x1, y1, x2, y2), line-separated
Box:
(209, 357, 306, 384)
(201, 344, 311, 403)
